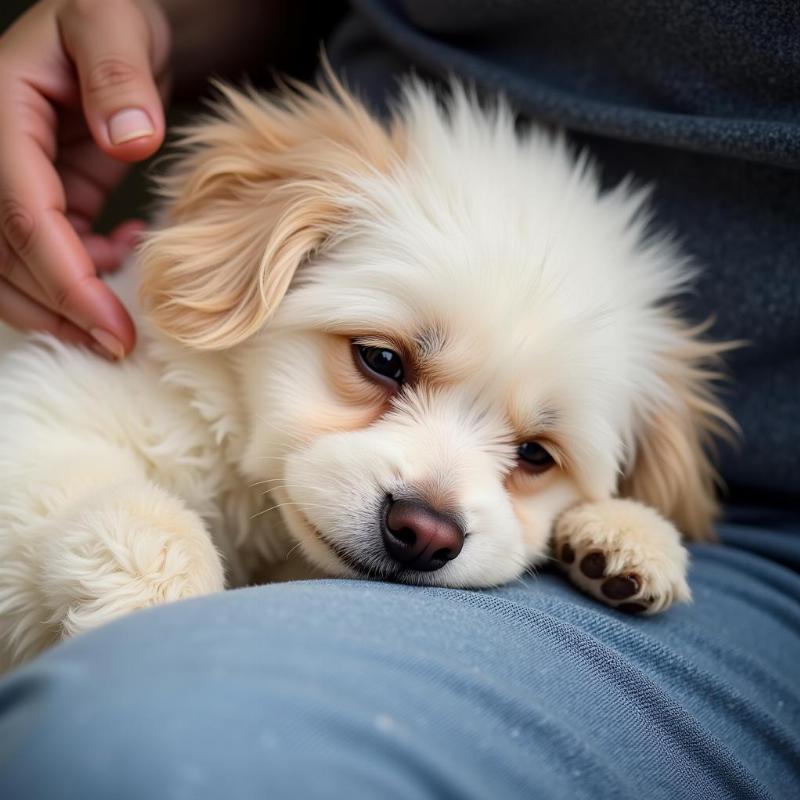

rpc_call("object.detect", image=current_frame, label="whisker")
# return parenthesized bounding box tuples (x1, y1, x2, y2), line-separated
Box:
(250, 500, 338, 521)
(253, 413, 308, 444)
(258, 483, 332, 508)
(284, 540, 304, 560)
(252, 480, 332, 492)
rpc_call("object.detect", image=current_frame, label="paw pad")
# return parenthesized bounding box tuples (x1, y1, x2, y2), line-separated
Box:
(558, 547, 654, 614)
(601, 575, 640, 600)
(579, 551, 606, 578)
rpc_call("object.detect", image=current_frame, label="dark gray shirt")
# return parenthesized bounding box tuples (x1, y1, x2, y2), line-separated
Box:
(329, 0, 800, 504)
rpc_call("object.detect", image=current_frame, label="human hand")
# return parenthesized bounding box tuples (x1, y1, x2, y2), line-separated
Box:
(0, 0, 171, 357)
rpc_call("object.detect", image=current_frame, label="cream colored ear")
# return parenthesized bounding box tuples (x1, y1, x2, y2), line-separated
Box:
(620, 320, 737, 541)
(139, 77, 401, 349)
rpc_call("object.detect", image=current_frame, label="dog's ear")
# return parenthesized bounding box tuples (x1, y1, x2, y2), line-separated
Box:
(620, 321, 736, 541)
(139, 76, 401, 349)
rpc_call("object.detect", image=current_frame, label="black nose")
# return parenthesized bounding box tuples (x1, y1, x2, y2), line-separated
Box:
(382, 498, 465, 571)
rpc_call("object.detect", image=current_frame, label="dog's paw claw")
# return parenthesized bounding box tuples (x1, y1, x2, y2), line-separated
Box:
(617, 602, 649, 615)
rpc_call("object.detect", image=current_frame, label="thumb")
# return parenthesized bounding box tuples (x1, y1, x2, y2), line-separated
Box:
(59, 0, 169, 163)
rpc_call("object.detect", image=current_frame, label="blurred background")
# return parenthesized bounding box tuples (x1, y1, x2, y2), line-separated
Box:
(0, 0, 344, 232)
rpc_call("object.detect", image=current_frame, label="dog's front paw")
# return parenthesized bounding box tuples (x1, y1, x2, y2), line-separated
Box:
(41, 483, 226, 641)
(553, 499, 691, 615)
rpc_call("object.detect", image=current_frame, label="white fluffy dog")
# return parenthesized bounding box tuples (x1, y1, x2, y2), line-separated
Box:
(0, 77, 732, 670)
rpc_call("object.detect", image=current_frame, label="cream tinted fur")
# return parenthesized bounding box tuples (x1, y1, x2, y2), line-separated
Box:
(0, 79, 731, 670)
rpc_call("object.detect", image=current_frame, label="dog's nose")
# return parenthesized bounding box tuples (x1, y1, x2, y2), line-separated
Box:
(382, 498, 465, 571)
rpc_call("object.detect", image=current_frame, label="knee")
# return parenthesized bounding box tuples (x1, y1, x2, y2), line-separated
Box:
(0, 654, 197, 800)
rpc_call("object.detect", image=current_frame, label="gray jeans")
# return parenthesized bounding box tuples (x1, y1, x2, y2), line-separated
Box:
(0, 511, 798, 798)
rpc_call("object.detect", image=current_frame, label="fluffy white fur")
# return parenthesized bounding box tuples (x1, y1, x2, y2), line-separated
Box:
(0, 77, 732, 671)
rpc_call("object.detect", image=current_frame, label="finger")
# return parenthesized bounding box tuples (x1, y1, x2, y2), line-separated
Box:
(81, 234, 123, 273)
(58, 128, 146, 273)
(60, 166, 126, 273)
(0, 247, 122, 359)
(0, 277, 93, 348)
(68, 219, 146, 273)
(106, 219, 147, 265)
(0, 234, 122, 352)
(0, 236, 54, 306)
(109, 219, 147, 249)
(0, 138, 136, 355)
(59, 0, 168, 163)
(59, 151, 130, 228)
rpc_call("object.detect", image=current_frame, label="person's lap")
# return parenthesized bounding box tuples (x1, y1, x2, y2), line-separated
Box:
(0, 509, 798, 799)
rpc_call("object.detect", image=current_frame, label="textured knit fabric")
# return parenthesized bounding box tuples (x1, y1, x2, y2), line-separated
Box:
(328, 0, 800, 500)
(0, 513, 798, 799)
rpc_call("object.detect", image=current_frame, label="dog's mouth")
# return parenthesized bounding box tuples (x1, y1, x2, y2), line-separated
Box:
(323, 538, 390, 580)
(322, 537, 454, 586)
(287, 502, 395, 580)
(291, 504, 435, 584)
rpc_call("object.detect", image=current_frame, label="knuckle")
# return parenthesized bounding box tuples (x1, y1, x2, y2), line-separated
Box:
(85, 57, 141, 96)
(0, 239, 17, 280)
(50, 272, 91, 316)
(0, 200, 36, 256)
(65, 0, 120, 19)
(0, 241, 15, 280)
(52, 282, 75, 314)
(65, 0, 97, 13)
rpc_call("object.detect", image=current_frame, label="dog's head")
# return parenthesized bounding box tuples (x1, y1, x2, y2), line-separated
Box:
(140, 77, 730, 587)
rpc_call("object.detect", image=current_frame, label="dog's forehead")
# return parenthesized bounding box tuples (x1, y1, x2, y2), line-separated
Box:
(274, 100, 687, 443)
(283, 245, 624, 413)
(279, 87, 688, 355)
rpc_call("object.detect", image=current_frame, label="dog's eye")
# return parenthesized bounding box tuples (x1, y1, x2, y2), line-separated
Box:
(354, 344, 405, 388)
(517, 442, 555, 474)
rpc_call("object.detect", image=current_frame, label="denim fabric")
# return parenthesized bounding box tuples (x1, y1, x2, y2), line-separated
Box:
(0, 513, 798, 799)
(328, 0, 800, 500)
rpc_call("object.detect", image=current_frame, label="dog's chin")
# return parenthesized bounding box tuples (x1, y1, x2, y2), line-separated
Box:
(319, 538, 394, 581)
(276, 501, 356, 577)
(277, 500, 388, 580)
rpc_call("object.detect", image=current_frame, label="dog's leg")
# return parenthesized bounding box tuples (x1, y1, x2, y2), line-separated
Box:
(552, 499, 691, 614)
(0, 446, 224, 668)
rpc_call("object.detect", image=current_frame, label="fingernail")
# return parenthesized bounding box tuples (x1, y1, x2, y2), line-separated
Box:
(108, 108, 154, 145)
(90, 328, 125, 359)
(89, 342, 115, 361)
